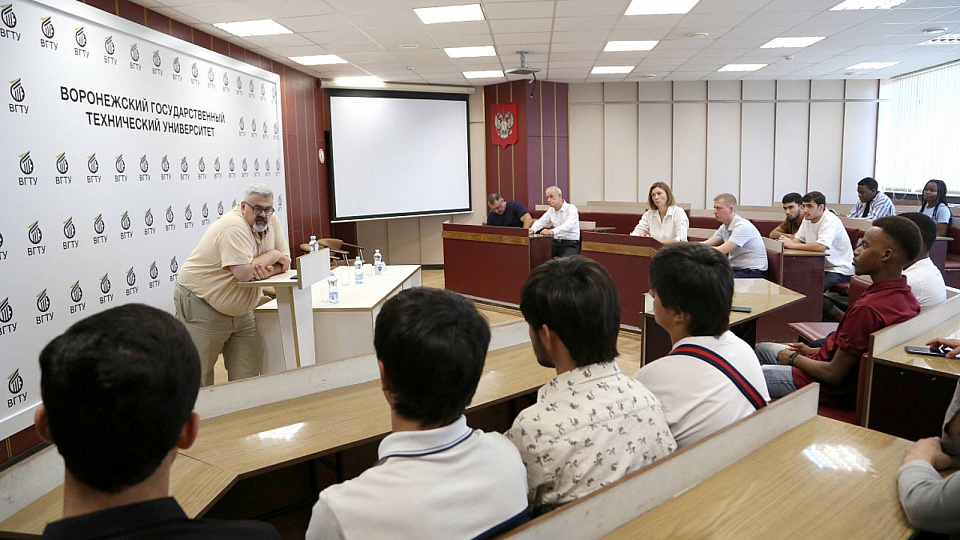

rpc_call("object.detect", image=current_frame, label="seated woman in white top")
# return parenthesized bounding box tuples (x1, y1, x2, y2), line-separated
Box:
(919, 179, 951, 237)
(630, 182, 689, 244)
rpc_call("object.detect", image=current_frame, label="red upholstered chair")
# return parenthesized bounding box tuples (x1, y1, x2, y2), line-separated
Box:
(817, 353, 871, 426)
(765, 248, 783, 284)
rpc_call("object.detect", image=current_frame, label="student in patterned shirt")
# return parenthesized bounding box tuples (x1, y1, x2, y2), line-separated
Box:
(506, 257, 677, 512)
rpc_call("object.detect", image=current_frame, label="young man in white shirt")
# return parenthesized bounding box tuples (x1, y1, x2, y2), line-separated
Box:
(702, 193, 768, 278)
(506, 257, 676, 512)
(530, 185, 580, 257)
(780, 191, 855, 321)
(901, 212, 947, 310)
(306, 288, 529, 540)
(634, 243, 771, 447)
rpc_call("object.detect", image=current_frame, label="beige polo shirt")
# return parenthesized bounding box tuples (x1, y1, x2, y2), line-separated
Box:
(177, 206, 290, 316)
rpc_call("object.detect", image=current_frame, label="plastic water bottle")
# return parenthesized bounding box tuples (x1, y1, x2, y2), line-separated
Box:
(327, 273, 339, 305)
(354, 257, 364, 285)
(308, 235, 319, 253)
(374, 249, 384, 275)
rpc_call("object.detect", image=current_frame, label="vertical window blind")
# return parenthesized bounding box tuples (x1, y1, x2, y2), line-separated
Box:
(876, 60, 960, 194)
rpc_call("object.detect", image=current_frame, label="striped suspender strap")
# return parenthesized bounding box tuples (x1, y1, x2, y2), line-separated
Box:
(668, 344, 767, 410)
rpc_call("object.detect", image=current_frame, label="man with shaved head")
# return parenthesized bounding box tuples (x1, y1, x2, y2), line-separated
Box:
(529, 186, 581, 258)
(755, 216, 922, 407)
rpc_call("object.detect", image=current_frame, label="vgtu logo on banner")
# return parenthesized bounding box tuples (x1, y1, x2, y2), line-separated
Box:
(74, 26, 86, 48)
(62, 216, 78, 251)
(18, 149, 37, 186)
(104, 35, 114, 55)
(40, 17, 53, 39)
(36, 288, 53, 326)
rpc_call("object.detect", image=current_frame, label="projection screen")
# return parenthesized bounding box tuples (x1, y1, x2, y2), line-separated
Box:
(328, 89, 471, 222)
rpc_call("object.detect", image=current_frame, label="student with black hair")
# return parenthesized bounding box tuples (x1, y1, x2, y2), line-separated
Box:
(847, 177, 895, 220)
(901, 212, 947, 310)
(36, 304, 280, 540)
(770, 192, 804, 240)
(756, 216, 922, 407)
(506, 257, 675, 511)
(306, 288, 529, 540)
(634, 243, 770, 447)
(920, 179, 951, 237)
(780, 191, 855, 321)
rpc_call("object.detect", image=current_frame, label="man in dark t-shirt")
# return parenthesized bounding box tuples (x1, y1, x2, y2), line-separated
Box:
(37, 305, 279, 539)
(487, 193, 533, 228)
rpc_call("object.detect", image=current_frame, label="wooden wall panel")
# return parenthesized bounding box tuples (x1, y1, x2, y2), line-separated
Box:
(808, 102, 845, 204)
(569, 104, 604, 205)
(638, 103, 672, 202)
(706, 102, 741, 201)
(741, 102, 776, 206)
(774, 103, 810, 200)
(673, 103, 708, 209)
(604, 104, 640, 202)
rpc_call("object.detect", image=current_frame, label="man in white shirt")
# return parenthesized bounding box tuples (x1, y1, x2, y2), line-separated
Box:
(780, 191, 855, 321)
(530, 185, 581, 257)
(506, 257, 676, 512)
(635, 243, 771, 447)
(702, 193, 768, 278)
(847, 177, 895, 221)
(901, 212, 947, 310)
(306, 288, 529, 540)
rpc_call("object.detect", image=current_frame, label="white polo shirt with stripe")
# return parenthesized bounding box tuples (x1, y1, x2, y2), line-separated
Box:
(305, 416, 529, 540)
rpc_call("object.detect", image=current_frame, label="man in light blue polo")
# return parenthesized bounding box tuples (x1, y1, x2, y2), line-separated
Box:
(702, 193, 768, 278)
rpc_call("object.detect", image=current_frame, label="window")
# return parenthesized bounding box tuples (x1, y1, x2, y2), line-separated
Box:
(876, 61, 960, 194)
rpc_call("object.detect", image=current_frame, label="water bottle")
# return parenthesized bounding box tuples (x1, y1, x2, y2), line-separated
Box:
(308, 235, 319, 253)
(354, 257, 364, 285)
(374, 249, 384, 275)
(327, 273, 339, 305)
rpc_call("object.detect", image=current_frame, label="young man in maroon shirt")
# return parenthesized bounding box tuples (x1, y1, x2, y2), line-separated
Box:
(755, 216, 922, 407)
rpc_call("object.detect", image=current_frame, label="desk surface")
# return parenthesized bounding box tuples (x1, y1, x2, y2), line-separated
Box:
(605, 417, 913, 539)
(874, 311, 960, 379)
(1, 453, 236, 535)
(256, 265, 420, 313)
(180, 341, 638, 477)
(644, 279, 804, 326)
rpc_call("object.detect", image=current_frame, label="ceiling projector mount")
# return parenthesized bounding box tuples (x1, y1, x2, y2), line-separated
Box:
(506, 50, 541, 97)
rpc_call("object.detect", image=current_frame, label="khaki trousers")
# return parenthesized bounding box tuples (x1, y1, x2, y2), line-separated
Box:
(174, 283, 262, 387)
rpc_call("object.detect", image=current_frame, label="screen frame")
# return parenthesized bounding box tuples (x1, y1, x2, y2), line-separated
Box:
(326, 88, 472, 223)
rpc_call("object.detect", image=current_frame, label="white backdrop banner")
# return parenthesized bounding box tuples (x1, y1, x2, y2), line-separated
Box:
(0, 0, 287, 439)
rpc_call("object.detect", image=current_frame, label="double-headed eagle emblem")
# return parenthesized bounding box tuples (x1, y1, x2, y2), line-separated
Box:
(494, 110, 514, 140)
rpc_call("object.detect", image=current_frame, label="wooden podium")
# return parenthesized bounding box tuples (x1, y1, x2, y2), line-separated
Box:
(238, 248, 330, 370)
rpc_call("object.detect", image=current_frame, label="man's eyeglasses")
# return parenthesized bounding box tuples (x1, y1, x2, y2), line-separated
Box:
(245, 202, 275, 216)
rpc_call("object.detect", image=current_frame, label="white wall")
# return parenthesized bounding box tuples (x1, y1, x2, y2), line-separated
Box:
(569, 80, 880, 209)
(356, 91, 486, 265)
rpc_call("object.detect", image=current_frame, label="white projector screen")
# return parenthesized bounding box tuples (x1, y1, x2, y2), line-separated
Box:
(328, 90, 471, 222)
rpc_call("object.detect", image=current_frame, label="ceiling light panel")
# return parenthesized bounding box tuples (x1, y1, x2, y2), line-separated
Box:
(761, 36, 826, 48)
(718, 63, 767, 71)
(846, 61, 900, 69)
(604, 40, 660, 52)
(444, 46, 496, 58)
(625, 0, 701, 15)
(414, 4, 485, 25)
(212, 19, 292, 37)
(463, 70, 504, 78)
(289, 54, 348, 65)
(591, 66, 635, 74)
(829, 0, 907, 10)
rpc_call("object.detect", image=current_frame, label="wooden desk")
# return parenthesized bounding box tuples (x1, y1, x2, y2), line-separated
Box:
(594, 226, 616, 233)
(870, 301, 960, 440)
(579, 232, 661, 327)
(255, 265, 421, 371)
(604, 417, 912, 539)
(442, 224, 551, 305)
(0, 453, 237, 534)
(640, 279, 805, 364)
